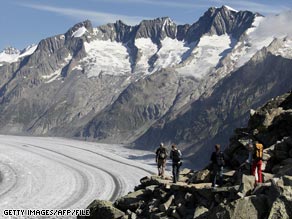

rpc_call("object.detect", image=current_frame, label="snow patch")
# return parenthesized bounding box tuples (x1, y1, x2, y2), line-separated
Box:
(0, 45, 37, 63)
(72, 26, 87, 38)
(246, 16, 264, 35)
(42, 69, 62, 83)
(83, 40, 131, 77)
(19, 45, 37, 58)
(223, 5, 238, 12)
(73, 65, 83, 71)
(0, 50, 20, 63)
(134, 38, 158, 73)
(273, 38, 292, 59)
(177, 34, 232, 78)
(42, 54, 72, 83)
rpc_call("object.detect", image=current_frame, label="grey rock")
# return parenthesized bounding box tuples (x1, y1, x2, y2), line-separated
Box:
(268, 198, 291, 219)
(193, 205, 208, 218)
(239, 174, 256, 196)
(114, 189, 145, 212)
(159, 194, 174, 212)
(86, 200, 125, 219)
(207, 195, 269, 219)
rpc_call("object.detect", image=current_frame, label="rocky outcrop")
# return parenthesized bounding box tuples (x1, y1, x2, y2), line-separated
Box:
(185, 6, 259, 43)
(87, 91, 292, 218)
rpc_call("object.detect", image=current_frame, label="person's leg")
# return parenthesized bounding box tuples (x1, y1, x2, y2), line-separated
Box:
(172, 164, 177, 183)
(157, 160, 162, 176)
(161, 159, 166, 178)
(177, 163, 180, 182)
(211, 165, 218, 187)
(218, 166, 223, 186)
(257, 160, 263, 183)
(251, 161, 257, 181)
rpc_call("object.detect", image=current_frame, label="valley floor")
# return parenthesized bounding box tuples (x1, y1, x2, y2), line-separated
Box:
(0, 135, 158, 218)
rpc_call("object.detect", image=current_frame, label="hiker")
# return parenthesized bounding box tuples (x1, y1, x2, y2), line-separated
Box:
(210, 144, 225, 187)
(251, 140, 263, 183)
(155, 143, 167, 178)
(169, 144, 182, 183)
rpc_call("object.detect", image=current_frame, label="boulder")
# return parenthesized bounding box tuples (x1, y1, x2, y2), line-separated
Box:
(268, 198, 291, 219)
(206, 195, 269, 219)
(188, 169, 210, 184)
(193, 205, 209, 218)
(86, 200, 125, 219)
(262, 172, 274, 182)
(277, 165, 292, 176)
(159, 195, 174, 212)
(239, 174, 256, 196)
(114, 189, 145, 211)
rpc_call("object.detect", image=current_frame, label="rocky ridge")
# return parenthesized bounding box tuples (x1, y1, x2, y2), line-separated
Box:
(0, 6, 291, 168)
(84, 91, 292, 219)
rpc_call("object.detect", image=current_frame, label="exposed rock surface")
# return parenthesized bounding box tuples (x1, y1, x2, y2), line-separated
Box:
(0, 6, 291, 170)
(86, 92, 292, 219)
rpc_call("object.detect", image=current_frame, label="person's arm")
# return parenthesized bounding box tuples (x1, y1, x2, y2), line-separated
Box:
(155, 149, 159, 162)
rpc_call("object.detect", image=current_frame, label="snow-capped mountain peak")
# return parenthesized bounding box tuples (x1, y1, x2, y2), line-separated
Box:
(0, 46, 20, 63)
(0, 45, 37, 63)
(2, 46, 20, 55)
(222, 5, 238, 12)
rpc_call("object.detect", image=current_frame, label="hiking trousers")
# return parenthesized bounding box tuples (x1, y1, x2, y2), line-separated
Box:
(172, 162, 181, 183)
(252, 159, 262, 183)
(157, 159, 166, 177)
(212, 165, 223, 187)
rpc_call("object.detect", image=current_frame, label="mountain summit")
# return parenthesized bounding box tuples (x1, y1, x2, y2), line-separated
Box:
(0, 6, 291, 166)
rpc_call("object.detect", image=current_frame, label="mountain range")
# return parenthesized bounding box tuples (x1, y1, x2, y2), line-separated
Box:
(1, 5, 292, 167)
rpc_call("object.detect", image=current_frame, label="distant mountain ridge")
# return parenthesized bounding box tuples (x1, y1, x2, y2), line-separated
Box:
(0, 5, 291, 166)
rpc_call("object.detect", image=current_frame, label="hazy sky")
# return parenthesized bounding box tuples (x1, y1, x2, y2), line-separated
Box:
(1, 0, 292, 50)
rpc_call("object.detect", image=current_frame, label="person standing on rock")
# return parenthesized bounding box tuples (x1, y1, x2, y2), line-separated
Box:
(155, 143, 168, 178)
(252, 140, 263, 183)
(210, 144, 225, 187)
(170, 144, 182, 183)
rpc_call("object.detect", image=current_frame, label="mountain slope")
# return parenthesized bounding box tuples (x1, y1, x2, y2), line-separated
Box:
(0, 6, 291, 167)
(135, 41, 292, 168)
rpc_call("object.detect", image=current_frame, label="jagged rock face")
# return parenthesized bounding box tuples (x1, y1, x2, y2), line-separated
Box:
(135, 50, 292, 168)
(0, 5, 291, 167)
(185, 6, 257, 43)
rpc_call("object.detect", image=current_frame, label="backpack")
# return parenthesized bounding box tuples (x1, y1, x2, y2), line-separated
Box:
(254, 143, 263, 160)
(172, 149, 181, 162)
(158, 148, 167, 159)
(216, 151, 225, 166)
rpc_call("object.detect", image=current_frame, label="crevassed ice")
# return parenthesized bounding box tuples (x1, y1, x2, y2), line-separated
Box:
(134, 38, 158, 74)
(83, 40, 131, 78)
(274, 38, 292, 59)
(177, 34, 232, 78)
(0, 51, 20, 63)
(151, 37, 191, 73)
